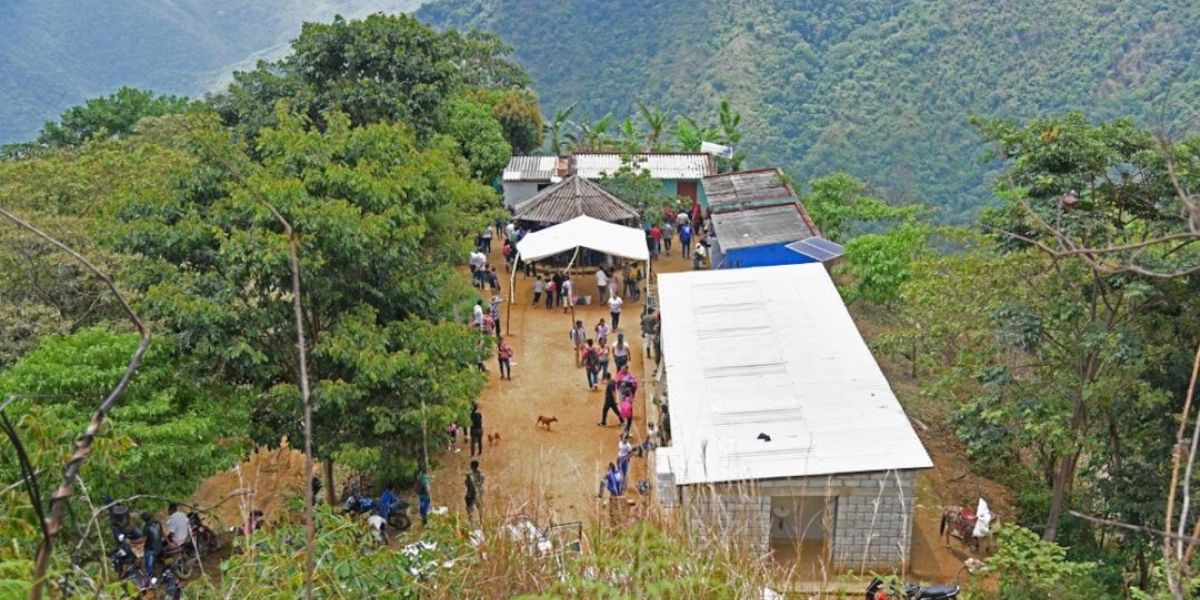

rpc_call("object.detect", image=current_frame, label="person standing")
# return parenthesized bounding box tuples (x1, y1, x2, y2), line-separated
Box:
(599, 462, 625, 498)
(570, 320, 588, 367)
(595, 318, 611, 348)
(473, 299, 484, 328)
(142, 512, 164, 576)
(608, 294, 624, 330)
(470, 249, 487, 287)
(480, 226, 494, 253)
(612, 332, 631, 371)
(641, 308, 659, 358)
(621, 263, 635, 299)
(469, 404, 484, 457)
(617, 435, 633, 476)
(416, 472, 432, 526)
(545, 277, 556, 310)
(619, 392, 635, 437)
(497, 336, 514, 380)
(679, 223, 693, 259)
(596, 341, 611, 377)
(465, 460, 484, 523)
(693, 240, 707, 270)
(662, 221, 674, 255)
(676, 210, 690, 229)
(551, 272, 564, 308)
(489, 266, 501, 294)
(561, 274, 574, 314)
(489, 296, 503, 339)
(598, 373, 623, 426)
(649, 224, 662, 259)
(595, 267, 609, 300)
(583, 339, 600, 390)
(532, 277, 544, 305)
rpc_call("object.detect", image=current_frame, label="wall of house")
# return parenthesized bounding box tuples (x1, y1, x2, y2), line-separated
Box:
(502, 181, 545, 208)
(669, 470, 919, 571)
(720, 243, 816, 269)
(660, 179, 708, 208)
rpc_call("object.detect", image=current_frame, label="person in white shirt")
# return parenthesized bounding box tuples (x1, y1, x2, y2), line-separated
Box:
(617, 436, 633, 476)
(166, 503, 190, 548)
(676, 211, 689, 228)
(469, 250, 486, 287)
(693, 242, 707, 270)
(561, 276, 574, 313)
(595, 268, 609, 300)
(473, 299, 484, 328)
(505, 221, 516, 240)
(607, 294, 624, 330)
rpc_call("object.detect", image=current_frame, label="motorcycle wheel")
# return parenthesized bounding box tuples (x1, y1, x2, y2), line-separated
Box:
(173, 558, 196, 580)
(392, 513, 412, 532)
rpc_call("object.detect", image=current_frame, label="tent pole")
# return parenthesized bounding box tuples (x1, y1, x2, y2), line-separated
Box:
(565, 245, 581, 324)
(507, 250, 519, 335)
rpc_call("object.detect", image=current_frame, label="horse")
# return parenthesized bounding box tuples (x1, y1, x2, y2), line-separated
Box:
(940, 505, 999, 553)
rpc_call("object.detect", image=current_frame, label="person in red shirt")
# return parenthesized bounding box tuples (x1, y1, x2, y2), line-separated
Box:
(649, 224, 662, 259)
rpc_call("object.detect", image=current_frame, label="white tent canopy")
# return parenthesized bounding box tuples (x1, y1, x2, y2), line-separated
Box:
(516, 215, 650, 262)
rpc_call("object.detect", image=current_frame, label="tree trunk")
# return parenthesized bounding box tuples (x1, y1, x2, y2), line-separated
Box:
(1044, 447, 1081, 542)
(324, 459, 336, 507)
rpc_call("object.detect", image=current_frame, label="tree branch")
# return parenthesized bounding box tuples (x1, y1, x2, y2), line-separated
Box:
(0, 206, 150, 600)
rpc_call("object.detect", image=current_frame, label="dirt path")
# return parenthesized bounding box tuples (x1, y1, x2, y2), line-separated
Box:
(429, 241, 688, 525)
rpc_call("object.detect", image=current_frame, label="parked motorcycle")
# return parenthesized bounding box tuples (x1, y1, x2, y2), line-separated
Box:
(342, 494, 412, 532)
(140, 566, 183, 600)
(159, 540, 200, 580)
(110, 534, 139, 580)
(188, 511, 220, 554)
(866, 577, 960, 599)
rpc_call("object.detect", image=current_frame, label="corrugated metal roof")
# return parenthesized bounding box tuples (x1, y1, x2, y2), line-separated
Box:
(657, 265, 932, 485)
(704, 167, 797, 213)
(710, 203, 818, 251)
(503, 156, 558, 181)
(574, 153, 715, 180)
(513, 175, 640, 224)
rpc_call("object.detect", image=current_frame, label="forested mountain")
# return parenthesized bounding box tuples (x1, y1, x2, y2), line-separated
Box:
(0, 0, 426, 143)
(418, 0, 1200, 220)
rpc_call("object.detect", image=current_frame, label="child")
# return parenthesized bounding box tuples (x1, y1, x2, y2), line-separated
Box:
(446, 423, 460, 452)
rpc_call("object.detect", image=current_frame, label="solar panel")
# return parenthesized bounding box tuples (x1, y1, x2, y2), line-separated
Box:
(786, 237, 845, 262)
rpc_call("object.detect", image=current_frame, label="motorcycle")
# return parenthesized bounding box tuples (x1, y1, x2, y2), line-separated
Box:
(139, 566, 183, 600)
(866, 577, 960, 600)
(188, 511, 220, 554)
(159, 540, 200, 580)
(342, 494, 412, 532)
(110, 534, 140, 580)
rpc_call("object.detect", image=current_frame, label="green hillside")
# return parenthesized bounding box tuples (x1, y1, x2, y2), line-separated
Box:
(418, 0, 1200, 220)
(0, 0, 426, 144)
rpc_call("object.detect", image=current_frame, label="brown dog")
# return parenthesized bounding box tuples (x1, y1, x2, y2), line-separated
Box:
(536, 416, 559, 430)
(487, 432, 501, 446)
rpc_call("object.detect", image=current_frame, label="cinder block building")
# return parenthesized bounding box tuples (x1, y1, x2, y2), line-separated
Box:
(654, 264, 931, 572)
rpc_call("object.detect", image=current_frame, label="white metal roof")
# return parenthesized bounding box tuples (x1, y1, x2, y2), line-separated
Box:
(574, 153, 715, 180)
(516, 215, 650, 262)
(503, 156, 559, 182)
(657, 264, 932, 485)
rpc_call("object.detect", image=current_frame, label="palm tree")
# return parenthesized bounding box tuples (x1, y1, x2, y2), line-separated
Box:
(674, 117, 720, 153)
(619, 116, 641, 153)
(717, 100, 746, 171)
(566, 113, 614, 152)
(543, 102, 578, 155)
(637, 101, 668, 149)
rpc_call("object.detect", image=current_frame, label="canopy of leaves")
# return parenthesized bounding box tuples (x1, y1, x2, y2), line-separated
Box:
(36, 87, 191, 147)
(445, 97, 512, 183)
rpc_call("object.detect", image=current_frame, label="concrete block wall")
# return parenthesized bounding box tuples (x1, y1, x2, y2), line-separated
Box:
(679, 486, 771, 554)
(675, 469, 919, 571)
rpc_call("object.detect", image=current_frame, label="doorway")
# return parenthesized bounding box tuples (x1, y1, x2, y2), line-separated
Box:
(769, 495, 834, 579)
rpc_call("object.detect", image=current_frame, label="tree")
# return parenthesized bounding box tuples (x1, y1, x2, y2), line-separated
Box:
(618, 116, 641, 154)
(37, 87, 191, 147)
(597, 155, 684, 226)
(0, 326, 251, 501)
(802, 173, 918, 242)
(565, 113, 613, 152)
(637, 101, 668, 150)
(210, 14, 529, 141)
(109, 110, 491, 490)
(446, 97, 512, 183)
(489, 90, 544, 154)
(716, 100, 746, 171)
(544, 102, 577, 155)
(839, 221, 928, 306)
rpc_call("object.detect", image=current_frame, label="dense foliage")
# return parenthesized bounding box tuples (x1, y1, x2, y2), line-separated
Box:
(419, 0, 1200, 221)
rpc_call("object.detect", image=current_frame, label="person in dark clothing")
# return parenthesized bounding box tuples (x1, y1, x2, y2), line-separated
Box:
(142, 512, 164, 576)
(465, 460, 485, 523)
(551, 273, 564, 308)
(469, 404, 484, 457)
(598, 373, 624, 426)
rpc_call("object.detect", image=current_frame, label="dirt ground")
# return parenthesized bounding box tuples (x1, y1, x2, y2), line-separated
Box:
(431, 236, 1005, 589)
(429, 241, 661, 526)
